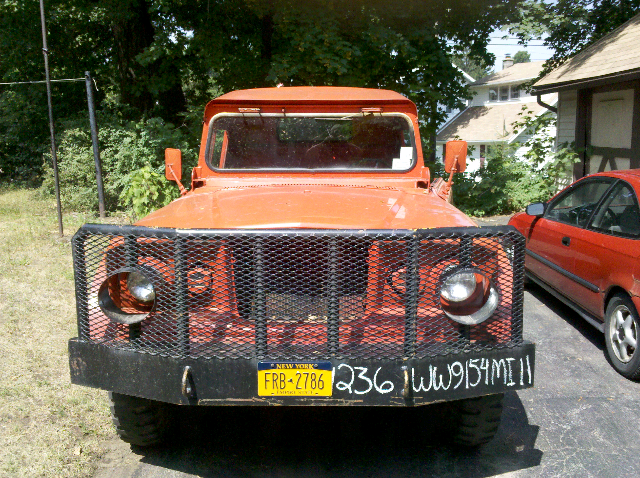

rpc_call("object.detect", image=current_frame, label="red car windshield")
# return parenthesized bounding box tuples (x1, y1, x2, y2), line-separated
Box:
(205, 114, 416, 171)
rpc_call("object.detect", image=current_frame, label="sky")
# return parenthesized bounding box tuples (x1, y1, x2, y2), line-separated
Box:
(487, 30, 554, 71)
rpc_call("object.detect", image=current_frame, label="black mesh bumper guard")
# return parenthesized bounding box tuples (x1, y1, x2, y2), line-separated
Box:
(69, 224, 535, 405)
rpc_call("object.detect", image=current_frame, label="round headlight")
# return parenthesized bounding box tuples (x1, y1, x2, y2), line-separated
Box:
(440, 269, 498, 325)
(127, 271, 155, 303)
(441, 271, 477, 302)
(98, 268, 156, 325)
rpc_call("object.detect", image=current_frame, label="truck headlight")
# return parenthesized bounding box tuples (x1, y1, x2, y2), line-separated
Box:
(440, 269, 498, 325)
(127, 271, 156, 303)
(98, 268, 157, 325)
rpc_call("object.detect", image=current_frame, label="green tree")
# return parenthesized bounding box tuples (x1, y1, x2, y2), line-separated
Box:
(513, 50, 531, 63)
(0, 0, 112, 182)
(452, 49, 493, 81)
(508, 0, 640, 77)
(1, 0, 525, 185)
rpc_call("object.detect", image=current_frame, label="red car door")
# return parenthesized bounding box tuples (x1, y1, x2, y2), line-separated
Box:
(526, 178, 616, 299)
(572, 181, 640, 318)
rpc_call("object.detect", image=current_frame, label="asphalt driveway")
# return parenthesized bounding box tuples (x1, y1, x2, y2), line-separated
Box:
(92, 279, 640, 478)
(91, 216, 640, 477)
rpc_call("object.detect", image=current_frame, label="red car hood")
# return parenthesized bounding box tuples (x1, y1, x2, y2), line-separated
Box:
(135, 184, 476, 230)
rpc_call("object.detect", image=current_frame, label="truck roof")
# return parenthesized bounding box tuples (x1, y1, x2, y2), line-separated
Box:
(213, 86, 411, 103)
(204, 86, 417, 124)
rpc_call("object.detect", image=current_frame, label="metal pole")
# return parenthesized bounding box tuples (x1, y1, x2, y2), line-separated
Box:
(85, 72, 105, 218)
(39, 0, 63, 237)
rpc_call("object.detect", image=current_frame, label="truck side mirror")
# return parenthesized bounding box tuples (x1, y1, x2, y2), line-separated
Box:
(444, 140, 467, 173)
(165, 148, 182, 182)
(165, 148, 187, 196)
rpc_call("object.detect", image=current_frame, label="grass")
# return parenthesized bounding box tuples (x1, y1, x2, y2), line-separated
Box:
(0, 188, 119, 477)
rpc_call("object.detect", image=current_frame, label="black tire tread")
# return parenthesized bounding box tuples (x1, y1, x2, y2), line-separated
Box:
(449, 393, 504, 447)
(109, 392, 170, 447)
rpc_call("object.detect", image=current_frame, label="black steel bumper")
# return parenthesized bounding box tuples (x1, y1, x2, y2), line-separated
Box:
(69, 338, 535, 406)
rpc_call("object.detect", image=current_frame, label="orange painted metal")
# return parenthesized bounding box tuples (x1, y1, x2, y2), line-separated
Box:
(164, 148, 187, 196)
(136, 184, 475, 229)
(123, 87, 487, 347)
(141, 86, 475, 230)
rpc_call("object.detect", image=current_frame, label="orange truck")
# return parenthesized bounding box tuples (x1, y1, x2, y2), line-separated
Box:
(69, 87, 534, 447)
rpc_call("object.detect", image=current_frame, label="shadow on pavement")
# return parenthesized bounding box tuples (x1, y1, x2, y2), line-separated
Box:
(130, 391, 541, 477)
(526, 281, 604, 352)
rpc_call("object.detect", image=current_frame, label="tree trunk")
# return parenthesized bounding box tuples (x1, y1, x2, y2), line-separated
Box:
(110, 0, 155, 115)
(109, 0, 186, 123)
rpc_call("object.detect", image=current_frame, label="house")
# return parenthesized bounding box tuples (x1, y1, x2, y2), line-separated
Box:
(440, 67, 476, 126)
(436, 56, 558, 172)
(533, 12, 640, 179)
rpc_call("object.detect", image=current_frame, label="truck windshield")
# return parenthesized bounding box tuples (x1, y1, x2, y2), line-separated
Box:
(205, 114, 416, 171)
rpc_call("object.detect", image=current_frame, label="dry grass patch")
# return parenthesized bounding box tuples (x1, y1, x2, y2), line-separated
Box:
(0, 188, 121, 477)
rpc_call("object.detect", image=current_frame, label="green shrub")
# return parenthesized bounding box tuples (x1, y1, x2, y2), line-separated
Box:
(451, 109, 578, 217)
(453, 143, 526, 216)
(40, 115, 197, 214)
(120, 165, 180, 219)
(0, 89, 49, 185)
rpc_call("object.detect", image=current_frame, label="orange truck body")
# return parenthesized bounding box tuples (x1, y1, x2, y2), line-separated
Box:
(69, 88, 534, 433)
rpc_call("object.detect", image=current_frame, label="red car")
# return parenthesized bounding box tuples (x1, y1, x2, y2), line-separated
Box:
(509, 170, 640, 379)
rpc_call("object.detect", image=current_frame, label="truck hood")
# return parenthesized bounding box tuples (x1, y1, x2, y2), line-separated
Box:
(135, 185, 476, 229)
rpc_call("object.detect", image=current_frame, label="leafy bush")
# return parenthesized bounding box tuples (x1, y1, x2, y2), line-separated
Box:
(120, 165, 180, 219)
(40, 115, 197, 214)
(451, 109, 578, 217)
(0, 88, 49, 185)
(453, 143, 528, 216)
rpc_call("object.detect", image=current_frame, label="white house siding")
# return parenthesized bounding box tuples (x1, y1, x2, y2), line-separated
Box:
(556, 90, 577, 147)
(470, 87, 489, 106)
(590, 89, 635, 149)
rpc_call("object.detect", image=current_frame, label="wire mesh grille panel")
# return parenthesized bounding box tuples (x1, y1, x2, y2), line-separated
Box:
(72, 225, 525, 360)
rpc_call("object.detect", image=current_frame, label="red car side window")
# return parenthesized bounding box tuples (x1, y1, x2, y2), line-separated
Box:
(545, 179, 615, 228)
(590, 182, 640, 237)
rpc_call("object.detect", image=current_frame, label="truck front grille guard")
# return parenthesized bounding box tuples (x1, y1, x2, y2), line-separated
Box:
(72, 225, 525, 360)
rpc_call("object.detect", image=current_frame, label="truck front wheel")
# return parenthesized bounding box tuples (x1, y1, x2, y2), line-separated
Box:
(108, 392, 172, 447)
(448, 393, 504, 447)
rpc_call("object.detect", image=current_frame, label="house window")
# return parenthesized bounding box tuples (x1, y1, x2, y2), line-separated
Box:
(446, 105, 453, 114)
(511, 86, 520, 99)
(489, 88, 498, 101)
(500, 86, 509, 101)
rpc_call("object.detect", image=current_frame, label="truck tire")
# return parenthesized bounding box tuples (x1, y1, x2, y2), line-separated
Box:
(108, 392, 171, 447)
(448, 393, 504, 447)
(605, 293, 640, 380)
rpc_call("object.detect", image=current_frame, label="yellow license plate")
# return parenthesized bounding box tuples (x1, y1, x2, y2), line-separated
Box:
(258, 362, 333, 397)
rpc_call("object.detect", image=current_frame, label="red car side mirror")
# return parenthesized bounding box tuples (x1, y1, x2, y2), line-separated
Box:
(526, 203, 545, 217)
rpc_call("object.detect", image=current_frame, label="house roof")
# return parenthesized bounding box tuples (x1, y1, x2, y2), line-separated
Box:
(436, 99, 554, 143)
(472, 61, 546, 86)
(535, 12, 640, 91)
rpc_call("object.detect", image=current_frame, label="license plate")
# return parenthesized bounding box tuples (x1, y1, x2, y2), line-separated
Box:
(258, 362, 333, 397)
